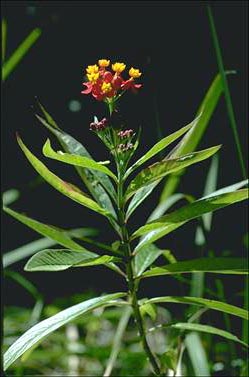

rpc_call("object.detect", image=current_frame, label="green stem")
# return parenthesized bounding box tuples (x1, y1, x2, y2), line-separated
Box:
(116, 167, 162, 376)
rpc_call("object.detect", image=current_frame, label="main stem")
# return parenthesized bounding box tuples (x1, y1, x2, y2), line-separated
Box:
(117, 169, 161, 376)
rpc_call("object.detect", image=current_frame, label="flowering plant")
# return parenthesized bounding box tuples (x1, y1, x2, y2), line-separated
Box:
(3, 60, 248, 376)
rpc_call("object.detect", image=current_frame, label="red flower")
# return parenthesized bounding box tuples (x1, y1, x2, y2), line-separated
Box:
(81, 60, 142, 102)
(121, 78, 142, 91)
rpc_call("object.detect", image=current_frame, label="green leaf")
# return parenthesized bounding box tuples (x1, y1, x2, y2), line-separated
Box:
(36, 111, 117, 204)
(159, 349, 178, 373)
(4, 269, 40, 299)
(43, 139, 117, 182)
(134, 244, 166, 277)
(141, 258, 248, 279)
(132, 189, 248, 252)
(3, 228, 97, 268)
(169, 322, 248, 348)
(202, 179, 248, 199)
(195, 154, 219, 246)
(17, 136, 113, 219)
(148, 193, 194, 223)
(126, 182, 159, 220)
(207, 6, 246, 179)
(24, 249, 119, 271)
(3, 293, 126, 370)
(103, 306, 132, 377)
(125, 119, 197, 179)
(160, 71, 236, 201)
(185, 332, 210, 376)
(126, 145, 221, 201)
(3, 206, 84, 251)
(2, 188, 20, 206)
(142, 296, 248, 320)
(2, 18, 7, 63)
(140, 303, 157, 321)
(37, 102, 60, 130)
(2, 28, 41, 81)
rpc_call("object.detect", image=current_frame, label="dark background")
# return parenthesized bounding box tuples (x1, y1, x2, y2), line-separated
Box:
(2, 1, 248, 310)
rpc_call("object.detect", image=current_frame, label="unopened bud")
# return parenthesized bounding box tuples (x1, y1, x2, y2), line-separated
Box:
(89, 117, 108, 131)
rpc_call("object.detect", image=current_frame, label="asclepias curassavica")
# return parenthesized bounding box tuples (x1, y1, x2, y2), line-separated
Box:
(3, 59, 249, 375)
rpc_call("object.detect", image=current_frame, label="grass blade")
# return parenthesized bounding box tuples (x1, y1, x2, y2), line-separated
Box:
(2, 28, 41, 81)
(2, 18, 7, 62)
(207, 5, 246, 179)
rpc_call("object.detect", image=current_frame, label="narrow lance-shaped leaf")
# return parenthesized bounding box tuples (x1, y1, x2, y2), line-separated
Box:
(126, 182, 159, 220)
(185, 332, 210, 377)
(207, 5, 246, 179)
(126, 145, 221, 201)
(134, 244, 166, 277)
(2, 18, 7, 63)
(147, 193, 194, 223)
(3, 227, 98, 268)
(3, 206, 84, 251)
(160, 71, 236, 201)
(124, 119, 198, 179)
(2, 28, 41, 81)
(132, 189, 248, 252)
(142, 296, 248, 320)
(17, 136, 113, 219)
(24, 249, 120, 272)
(43, 139, 117, 182)
(168, 323, 248, 348)
(140, 257, 248, 279)
(3, 293, 127, 371)
(36, 110, 118, 231)
(195, 154, 219, 246)
(36, 110, 117, 203)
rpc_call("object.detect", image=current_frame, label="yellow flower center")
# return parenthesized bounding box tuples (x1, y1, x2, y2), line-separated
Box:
(86, 64, 99, 74)
(112, 62, 126, 74)
(87, 72, 100, 83)
(98, 59, 110, 67)
(129, 67, 142, 78)
(101, 82, 112, 94)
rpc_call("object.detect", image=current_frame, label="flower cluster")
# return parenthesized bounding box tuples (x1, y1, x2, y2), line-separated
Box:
(117, 129, 134, 139)
(81, 59, 142, 101)
(117, 142, 134, 153)
(117, 128, 135, 153)
(89, 117, 108, 131)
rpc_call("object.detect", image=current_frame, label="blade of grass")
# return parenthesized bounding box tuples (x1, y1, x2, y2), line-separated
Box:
(2, 18, 7, 62)
(215, 278, 237, 360)
(103, 306, 132, 376)
(207, 5, 246, 179)
(2, 28, 41, 81)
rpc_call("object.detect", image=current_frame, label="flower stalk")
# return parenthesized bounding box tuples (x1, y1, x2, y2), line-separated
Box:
(83, 58, 162, 375)
(116, 160, 162, 376)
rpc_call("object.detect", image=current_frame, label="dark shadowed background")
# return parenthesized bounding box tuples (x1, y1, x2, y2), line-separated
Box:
(2, 1, 248, 314)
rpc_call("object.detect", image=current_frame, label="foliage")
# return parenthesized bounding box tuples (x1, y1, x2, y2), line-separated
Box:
(2, 8, 248, 376)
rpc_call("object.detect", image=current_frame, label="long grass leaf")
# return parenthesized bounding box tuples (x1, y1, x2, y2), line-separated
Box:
(2, 28, 41, 81)
(207, 5, 246, 179)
